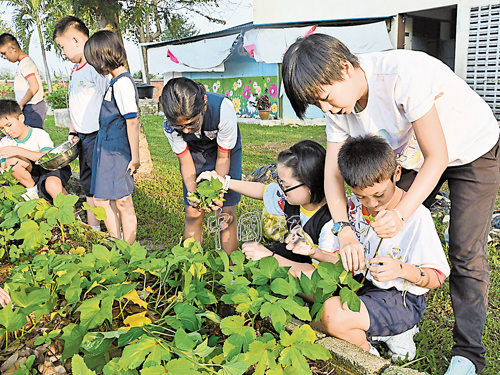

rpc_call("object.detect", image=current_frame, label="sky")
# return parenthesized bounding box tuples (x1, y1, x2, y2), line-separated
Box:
(0, 0, 253, 78)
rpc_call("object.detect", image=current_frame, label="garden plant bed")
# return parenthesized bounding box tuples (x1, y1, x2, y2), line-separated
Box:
(1, 116, 498, 374)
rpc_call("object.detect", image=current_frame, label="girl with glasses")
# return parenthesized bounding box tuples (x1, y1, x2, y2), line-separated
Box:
(161, 77, 242, 256)
(198, 140, 338, 273)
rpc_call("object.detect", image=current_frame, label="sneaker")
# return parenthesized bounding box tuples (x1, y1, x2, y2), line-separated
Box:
(368, 342, 380, 357)
(444, 356, 477, 375)
(373, 325, 419, 361)
(21, 186, 39, 201)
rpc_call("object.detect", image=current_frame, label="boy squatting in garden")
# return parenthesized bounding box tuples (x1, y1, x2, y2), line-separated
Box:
(282, 33, 499, 375)
(284, 135, 450, 359)
(0, 33, 46, 130)
(0, 99, 71, 202)
(198, 139, 337, 267)
(53, 16, 109, 232)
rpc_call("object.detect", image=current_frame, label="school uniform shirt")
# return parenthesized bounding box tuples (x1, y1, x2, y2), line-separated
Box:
(163, 96, 238, 157)
(68, 62, 108, 134)
(13, 127, 53, 153)
(347, 196, 450, 295)
(263, 182, 335, 261)
(15, 56, 44, 105)
(325, 50, 500, 170)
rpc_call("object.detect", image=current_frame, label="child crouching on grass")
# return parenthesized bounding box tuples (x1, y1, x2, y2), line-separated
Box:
(83, 30, 140, 245)
(286, 135, 450, 360)
(197, 140, 338, 268)
(0, 99, 71, 202)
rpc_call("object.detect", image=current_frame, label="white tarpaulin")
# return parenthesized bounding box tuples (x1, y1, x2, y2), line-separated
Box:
(243, 21, 393, 63)
(146, 33, 239, 72)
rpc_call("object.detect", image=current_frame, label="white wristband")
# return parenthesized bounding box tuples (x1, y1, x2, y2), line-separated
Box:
(223, 175, 231, 191)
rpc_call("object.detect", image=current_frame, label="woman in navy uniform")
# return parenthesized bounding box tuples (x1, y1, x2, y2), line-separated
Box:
(161, 77, 242, 255)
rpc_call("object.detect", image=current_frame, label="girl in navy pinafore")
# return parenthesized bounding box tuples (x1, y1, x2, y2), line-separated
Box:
(84, 30, 140, 244)
(161, 77, 242, 255)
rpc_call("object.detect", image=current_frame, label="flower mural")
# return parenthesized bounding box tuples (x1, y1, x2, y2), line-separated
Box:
(242, 85, 252, 100)
(197, 76, 279, 118)
(269, 83, 278, 99)
(232, 97, 241, 113)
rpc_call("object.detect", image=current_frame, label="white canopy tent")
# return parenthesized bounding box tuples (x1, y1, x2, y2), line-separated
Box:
(144, 21, 393, 74)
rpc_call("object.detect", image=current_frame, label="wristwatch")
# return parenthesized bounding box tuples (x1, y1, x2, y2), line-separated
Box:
(332, 221, 351, 236)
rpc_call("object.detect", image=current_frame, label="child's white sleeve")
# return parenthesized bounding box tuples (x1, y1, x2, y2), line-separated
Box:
(216, 98, 238, 152)
(20, 58, 38, 79)
(114, 78, 138, 119)
(162, 118, 188, 157)
(263, 183, 286, 217)
(318, 220, 337, 252)
(325, 113, 350, 143)
(36, 129, 55, 152)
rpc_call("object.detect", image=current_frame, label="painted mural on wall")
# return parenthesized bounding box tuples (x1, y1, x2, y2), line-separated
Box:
(197, 76, 279, 118)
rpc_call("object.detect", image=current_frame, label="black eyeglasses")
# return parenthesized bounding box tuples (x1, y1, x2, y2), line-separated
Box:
(278, 179, 305, 195)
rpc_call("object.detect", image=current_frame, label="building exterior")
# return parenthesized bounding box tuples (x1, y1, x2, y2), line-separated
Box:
(144, 0, 500, 120)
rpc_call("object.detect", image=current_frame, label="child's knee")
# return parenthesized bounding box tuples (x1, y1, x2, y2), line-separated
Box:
(185, 206, 204, 220)
(321, 297, 344, 335)
(45, 177, 63, 194)
(116, 195, 135, 215)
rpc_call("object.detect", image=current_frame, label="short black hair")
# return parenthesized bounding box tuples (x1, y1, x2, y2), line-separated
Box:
(0, 99, 22, 119)
(53, 16, 90, 40)
(84, 30, 127, 75)
(161, 77, 206, 122)
(0, 33, 20, 49)
(278, 140, 326, 204)
(282, 33, 359, 119)
(337, 135, 397, 189)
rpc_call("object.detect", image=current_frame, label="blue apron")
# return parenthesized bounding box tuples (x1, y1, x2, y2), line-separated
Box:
(90, 72, 138, 200)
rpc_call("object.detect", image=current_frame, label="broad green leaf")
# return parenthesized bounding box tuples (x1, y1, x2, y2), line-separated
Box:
(317, 262, 342, 281)
(118, 336, 170, 369)
(72, 354, 96, 375)
(11, 287, 50, 310)
(82, 202, 107, 221)
(103, 358, 139, 375)
(243, 339, 278, 375)
(61, 323, 87, 361)
(76, 297, 113, 330)
(118, 327, 144, 347)
(339, 287, 361, 312)
(260, 301, 287, 332)
(174, 328, 196, 351)
(0, 302, 26, 332)
(16, 200, 37, 219)
(345, 272, 363, 292)
(81, 332, 113, 356)
(276, 297, 311, 321)
(194, 338, 216, 358)
(299, 273, 314, 296)
(141, 359, 200, 375)
(270, 278, 299, 296)
(251, 256, 279, 285)
(174, 302, 200, 331)
(13, 220, 51, 250)
(217, 356, 248, 375)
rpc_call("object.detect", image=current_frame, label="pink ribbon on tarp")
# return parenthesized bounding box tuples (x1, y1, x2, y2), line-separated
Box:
(166, 49, 179, 64)
(243, 43, 255, 58)
(304, 25, 317, 37)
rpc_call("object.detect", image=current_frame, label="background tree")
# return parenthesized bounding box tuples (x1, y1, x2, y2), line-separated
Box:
(0, 9, 13, 34)
(0, 0, 71, 93)
(121, 1, 200, 83)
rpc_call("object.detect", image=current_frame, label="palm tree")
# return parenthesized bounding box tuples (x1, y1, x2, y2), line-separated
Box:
(0, 0, 69, 93)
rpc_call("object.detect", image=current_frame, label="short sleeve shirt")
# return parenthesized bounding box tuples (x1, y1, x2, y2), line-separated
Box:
(164, 97, 238, 156)
(15, 127, 54, 152)
(15, 56, 44, 105)
(326, 50, 499, 169)
(112, 77, 138, 119)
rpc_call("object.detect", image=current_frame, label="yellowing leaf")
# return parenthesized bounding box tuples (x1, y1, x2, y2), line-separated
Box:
(56, 270, 68, 277)
(145, 287, 154, 293)
(189, 263, 207, 279)
(70, 247, 86, 256)
(124, 312, 152, 327)
(132, 268, 145, 275)
(183, 237, 195, 247)
(123, 289, 148, 309)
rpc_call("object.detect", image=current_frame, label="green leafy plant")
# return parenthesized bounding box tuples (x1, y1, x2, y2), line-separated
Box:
(187, 177, 226, 210)
(45, 85, 68, 109)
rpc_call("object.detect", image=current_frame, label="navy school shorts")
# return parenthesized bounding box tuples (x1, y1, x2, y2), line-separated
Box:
(30, 161, 72, 204)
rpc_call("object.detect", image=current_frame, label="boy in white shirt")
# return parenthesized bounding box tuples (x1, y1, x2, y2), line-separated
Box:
(287, 135, 450, 361)
(53, 16, 108, 231)
(0, 33, 46, 129)
(0, 99, 71, 201)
